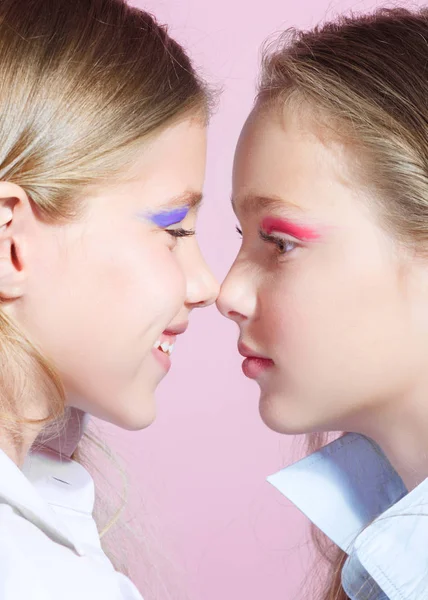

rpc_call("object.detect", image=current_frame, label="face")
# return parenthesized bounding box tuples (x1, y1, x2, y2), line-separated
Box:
(6, 118, 219, 430)
(218, 107, 428, 435)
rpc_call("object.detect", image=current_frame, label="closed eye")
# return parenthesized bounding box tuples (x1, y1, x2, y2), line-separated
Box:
(166, 228, 195, 238)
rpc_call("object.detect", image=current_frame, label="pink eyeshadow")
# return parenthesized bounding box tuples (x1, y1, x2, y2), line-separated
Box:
(261, 217, 320, 240)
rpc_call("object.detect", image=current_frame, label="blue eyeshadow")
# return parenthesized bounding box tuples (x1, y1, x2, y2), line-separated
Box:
(147, 207, 189, 228)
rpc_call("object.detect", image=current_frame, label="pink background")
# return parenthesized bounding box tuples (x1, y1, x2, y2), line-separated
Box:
(101, 0, 416, 598)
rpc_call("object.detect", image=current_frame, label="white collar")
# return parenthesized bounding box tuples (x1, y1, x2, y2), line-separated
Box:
(267, 433, 407, 552)
(267, 433, 428, 600)
(0, 446, 93, 557)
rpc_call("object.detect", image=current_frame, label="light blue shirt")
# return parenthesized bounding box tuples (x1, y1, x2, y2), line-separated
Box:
(267, 433, 428, 600)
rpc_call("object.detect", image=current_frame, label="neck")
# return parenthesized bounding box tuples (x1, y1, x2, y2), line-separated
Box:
(353, 390, 428, 491)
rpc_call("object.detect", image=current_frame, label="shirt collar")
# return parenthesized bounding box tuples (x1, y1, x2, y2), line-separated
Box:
(348, 476, 428, 600)
(267, 433, 407, 553)
(267, 433, 428, 600)
(0, 446, 90, 557)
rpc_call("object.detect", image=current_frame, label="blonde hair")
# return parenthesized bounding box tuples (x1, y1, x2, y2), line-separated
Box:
(257, 7, 428, 600)
(0, 0, 211, 592)
(0, 0, 210, 432)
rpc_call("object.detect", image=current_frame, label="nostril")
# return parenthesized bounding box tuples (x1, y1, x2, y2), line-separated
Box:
(194, 299, 209, 308)
(228, 310, 247, 321)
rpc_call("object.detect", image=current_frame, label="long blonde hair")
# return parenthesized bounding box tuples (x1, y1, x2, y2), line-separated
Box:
(0, 0, 211, 591)
(0, 0, 210, 438)
(257, 7, 428, 599)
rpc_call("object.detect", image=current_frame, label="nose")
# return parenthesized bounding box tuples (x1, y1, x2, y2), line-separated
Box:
(185, 245, 219, 309)
(216, 259, 255, 323)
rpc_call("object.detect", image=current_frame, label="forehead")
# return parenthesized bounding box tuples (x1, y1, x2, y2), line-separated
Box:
(132, 118, 207, 189)
(81, 119, 207, 219)
(232, 107, 360, 219)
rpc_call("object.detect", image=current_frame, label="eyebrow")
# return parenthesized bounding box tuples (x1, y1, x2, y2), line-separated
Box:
(231, 193, 303, 217)
(139, 191, 203, 225)
(161, 190, 203, 211)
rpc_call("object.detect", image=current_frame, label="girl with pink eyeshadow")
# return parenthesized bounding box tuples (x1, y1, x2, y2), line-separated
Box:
(0, 0, 218, 598)
(218, 8, 428, 600)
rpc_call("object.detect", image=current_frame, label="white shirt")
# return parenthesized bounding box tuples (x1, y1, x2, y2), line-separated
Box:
(268, 433, 428, 600)
(0, 408, 143, 600)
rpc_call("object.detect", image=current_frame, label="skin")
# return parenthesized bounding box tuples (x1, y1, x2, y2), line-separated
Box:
(218, 106, 428, 489)
(0, 117, 219, 463)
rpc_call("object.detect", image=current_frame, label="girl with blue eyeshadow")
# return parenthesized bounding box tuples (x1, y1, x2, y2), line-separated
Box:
(0, 0, 218, 599)
(149, 207, 190, 228)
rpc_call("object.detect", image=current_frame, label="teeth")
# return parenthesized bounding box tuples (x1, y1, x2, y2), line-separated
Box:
(153, 339, 175, 356)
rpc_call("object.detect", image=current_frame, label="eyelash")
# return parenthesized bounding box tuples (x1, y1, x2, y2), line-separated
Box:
(236, 225, 297, 255)
(259, 229, 296, 254)
(166, 227, 195, 238)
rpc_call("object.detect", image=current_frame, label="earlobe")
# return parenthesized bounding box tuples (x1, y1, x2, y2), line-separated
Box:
(0, 183, 30, 301)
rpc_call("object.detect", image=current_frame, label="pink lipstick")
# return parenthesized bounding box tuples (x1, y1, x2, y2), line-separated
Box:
(238, 342, 274, 380)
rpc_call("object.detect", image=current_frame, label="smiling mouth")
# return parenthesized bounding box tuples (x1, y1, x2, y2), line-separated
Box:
(152, 322, 188, 360)
(153, 339, 175, 357)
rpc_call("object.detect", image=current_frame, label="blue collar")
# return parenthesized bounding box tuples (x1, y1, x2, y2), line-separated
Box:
(268, 433, 428, 600)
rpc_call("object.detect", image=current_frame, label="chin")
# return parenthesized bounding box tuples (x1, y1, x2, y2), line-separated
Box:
(258, 391, 318, 436)
(116, 403, 157, 431)
(113, 411, 157, 431)
(94, 390, 158, 431)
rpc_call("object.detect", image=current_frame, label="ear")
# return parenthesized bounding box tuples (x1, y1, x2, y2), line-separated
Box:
(0, 182, 32, 300)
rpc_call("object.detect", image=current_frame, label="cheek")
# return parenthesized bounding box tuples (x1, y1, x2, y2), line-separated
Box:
(31, 234, 186, 364)
(258, 277, 328, 363)
(259, 251, 405, 364)
(85, 238, 186, 335)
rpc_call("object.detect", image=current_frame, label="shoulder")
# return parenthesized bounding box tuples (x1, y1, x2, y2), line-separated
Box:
(0, 505, 56, 599)
(0, 503, 142, 599)
(0, 449, 143, 600)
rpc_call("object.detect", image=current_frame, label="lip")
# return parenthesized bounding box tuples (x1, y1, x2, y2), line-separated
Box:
(238, 342, 274, 380)
(152, 346, 172, 372)
(238, 342, 271, 360)
(152, 322, 189, 373)
(163, 322, 188, 336)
